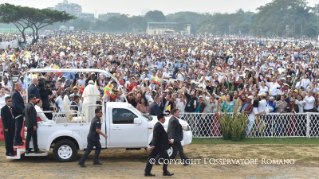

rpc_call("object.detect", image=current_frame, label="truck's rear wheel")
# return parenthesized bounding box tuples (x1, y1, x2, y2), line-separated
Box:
(167, 146, 177, 159)
(53, 139, 78, 162)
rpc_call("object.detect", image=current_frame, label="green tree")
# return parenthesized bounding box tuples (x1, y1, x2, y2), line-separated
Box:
(129, 16, 147, 33)
(0, 3, 32, 43)
(30, 9, 75, 42)
(251, 0, 314, 37)
(166, 12, 212, 33)
(0, 3, 75, 43)
(173, 23, 187, 33)
(145, 10, 166, 22)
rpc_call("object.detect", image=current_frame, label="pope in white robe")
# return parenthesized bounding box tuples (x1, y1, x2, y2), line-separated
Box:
(82, 80, 100, 122)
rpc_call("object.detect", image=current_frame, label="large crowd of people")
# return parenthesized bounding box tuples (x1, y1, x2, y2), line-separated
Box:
(0, 32, 319, 136)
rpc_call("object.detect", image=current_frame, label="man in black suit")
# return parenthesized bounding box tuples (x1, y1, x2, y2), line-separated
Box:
(167, 109, 189, 165)
(1, 96, 15, 156)
(23, 94, 44, 153)
(11, 82, 24, 146)
(144, 114, 174, 177)
(28, 78, 41, 101)
(149, 95, 163, 116)
(160, 94, 173, 114)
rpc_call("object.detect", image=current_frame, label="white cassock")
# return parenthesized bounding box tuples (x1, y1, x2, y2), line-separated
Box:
(82, 84, 100, 122)
(35, 105, 55, 124)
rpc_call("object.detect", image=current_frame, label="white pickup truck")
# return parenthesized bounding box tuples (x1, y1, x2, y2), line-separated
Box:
(7, 69, 192, 162)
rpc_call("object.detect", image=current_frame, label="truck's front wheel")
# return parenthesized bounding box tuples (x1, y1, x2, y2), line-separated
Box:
(53, 139, 78, 162)
(167, 146, 177, 159)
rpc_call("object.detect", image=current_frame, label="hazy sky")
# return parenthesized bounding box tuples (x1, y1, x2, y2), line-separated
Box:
(2, 0, 319, 16)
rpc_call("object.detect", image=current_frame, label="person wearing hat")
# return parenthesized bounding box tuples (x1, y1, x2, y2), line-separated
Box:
(82, 80, 100, 123)
(34, 99, 52, 122)
(85, 72, 99, 86)
(257, 92, 267, 113)
(286, 75, 293, 86)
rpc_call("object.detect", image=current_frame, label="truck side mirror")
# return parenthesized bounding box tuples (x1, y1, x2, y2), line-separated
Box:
(134, 118, 142, 124)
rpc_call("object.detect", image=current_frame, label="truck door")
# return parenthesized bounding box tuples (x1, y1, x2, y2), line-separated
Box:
(109, 108, 147, 147)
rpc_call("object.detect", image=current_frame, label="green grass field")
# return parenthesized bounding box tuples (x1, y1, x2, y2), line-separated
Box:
(192, 138, 319, 145)
(0, 141, 4, 146)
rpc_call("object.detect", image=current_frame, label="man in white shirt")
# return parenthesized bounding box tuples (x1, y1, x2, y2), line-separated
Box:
(1, 76, 12, 95)
(303, 90, 315, 112)
(77, 74, 86, 86)
(258, 92, 267, 113)
(0, 88, 9, 112)
(265, 77, 280, 97)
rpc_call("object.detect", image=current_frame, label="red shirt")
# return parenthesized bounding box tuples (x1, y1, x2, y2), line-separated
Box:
(128, 82, 137, 92)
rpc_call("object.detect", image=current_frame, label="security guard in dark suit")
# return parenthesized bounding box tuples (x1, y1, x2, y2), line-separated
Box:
(78, 108, 107, 167)
(144, 114, 174, 177)
(1, 96, 15, 156)
(167, 109, 189, 165)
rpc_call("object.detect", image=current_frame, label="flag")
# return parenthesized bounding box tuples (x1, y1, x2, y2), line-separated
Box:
(10, 55, 16, 61)
(151, 76, 162, 85)
(166, 105, 171, 112)
(53, 64, 59, 69)
(104, 84, 115, 98)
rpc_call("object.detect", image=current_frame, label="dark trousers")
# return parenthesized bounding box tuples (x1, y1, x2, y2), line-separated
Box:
(26, 127, 39, 151)
(145, 147, 169, 174)
(14, 116, 23, 143)
(173, 141, 188, 160)
(78, 139, 101, 164)
(4, 128, 15, 155)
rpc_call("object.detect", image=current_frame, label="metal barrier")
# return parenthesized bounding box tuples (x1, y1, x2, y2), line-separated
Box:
(180, 112, 319, 138)
(37, 104, 103, 123)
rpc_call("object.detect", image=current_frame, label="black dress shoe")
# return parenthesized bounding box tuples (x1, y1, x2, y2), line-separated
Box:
(163, 171, 174, 176)
(144, 173, 155, 177)
(34, 150, 45, 153)
(14, 142, 24, 146)
(25, 150, 32, 154)
(7, 153, 14, 156)
(93, 162, 103, 165)
(78, 163, 86, 167)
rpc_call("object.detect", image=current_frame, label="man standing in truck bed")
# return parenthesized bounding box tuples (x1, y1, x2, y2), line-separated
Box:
(78, 108, 107, 167)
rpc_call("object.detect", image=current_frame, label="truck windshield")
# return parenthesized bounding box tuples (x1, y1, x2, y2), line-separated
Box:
(130, 107, 152, 121)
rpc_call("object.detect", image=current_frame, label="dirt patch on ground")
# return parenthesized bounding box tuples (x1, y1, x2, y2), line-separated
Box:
(1, 144, 319, 178)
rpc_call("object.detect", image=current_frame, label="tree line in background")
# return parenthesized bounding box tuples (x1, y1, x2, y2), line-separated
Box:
(0, 0, 319, 37)
(0, 3, 75, 43)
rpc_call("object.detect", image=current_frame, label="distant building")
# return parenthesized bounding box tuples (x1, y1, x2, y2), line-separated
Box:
(47, 0, 82, 16)
(146, 22, 191, 35)
(98, 13, 121, 20)
(79, 13, 95, 20)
